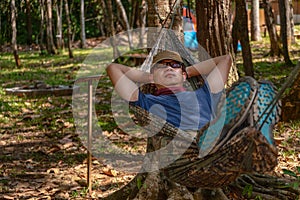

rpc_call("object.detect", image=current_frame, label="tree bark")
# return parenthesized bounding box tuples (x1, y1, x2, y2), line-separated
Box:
(11, 0, 21, 67)
(262, 0, 281, 57)
(80, 0, 87, 48)
(25, 0, 33, 45)
(196, 0, 238, 86)
(45, 0, 57, 54)
(282, 68, 300, 121)
(38, 0, 46, 55)
(232, 0, 254, 77)
(278, 0, 293, 66)
(64, 0, 73, 58)
(115, 0, 133, 49)
(250, 0, 262, 41)
(290, 1, 295, 44)
(55, 0, 64, 50)
(105, 0, 119, 58)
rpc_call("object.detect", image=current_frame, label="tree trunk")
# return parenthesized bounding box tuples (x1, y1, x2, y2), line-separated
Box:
(45, 0, 56, 55)
(105, 0, 119, 58)
(232, 0, 254, 77)
(250, 0, 262, 41)
(289, 0, 295, 44)
(138, 0, 147, 47)
(80, 0, 87, 48)
(147, 0, 181, 32)
(262, 0, 281, 57)
(278, 0, 293, 66)
(115, 0, 133, 49)
(39, 0, 46, 55)
(196, 0, 239, 86)
(55, 0, 64, 50)
(282, 69, 300, 121)
(25, 0, 33, 45)
(11, 0, 20, 67)
(64, 0, 73, 58)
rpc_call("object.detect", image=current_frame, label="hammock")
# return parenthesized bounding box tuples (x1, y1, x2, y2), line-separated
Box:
(128, 28, 287, 188)
(130, 76, 280, 188)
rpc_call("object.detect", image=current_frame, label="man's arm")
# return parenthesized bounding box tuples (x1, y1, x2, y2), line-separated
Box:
(186, 54, 232, 93)
(106, 63, 151, 101)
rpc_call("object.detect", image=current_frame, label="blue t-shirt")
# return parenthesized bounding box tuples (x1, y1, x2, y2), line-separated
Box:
(131, 85, 220, 130)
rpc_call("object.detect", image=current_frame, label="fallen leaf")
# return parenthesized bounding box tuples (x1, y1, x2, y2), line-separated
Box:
(102, 167, 118, 177)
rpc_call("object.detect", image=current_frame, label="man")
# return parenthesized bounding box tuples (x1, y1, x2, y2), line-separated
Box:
(106, 50, 232, 130)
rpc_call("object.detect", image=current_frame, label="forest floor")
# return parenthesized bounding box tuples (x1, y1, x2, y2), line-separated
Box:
(0, 38, 300, 199)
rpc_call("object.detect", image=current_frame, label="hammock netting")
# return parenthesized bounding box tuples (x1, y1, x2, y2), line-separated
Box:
(128, 28, 281, 188)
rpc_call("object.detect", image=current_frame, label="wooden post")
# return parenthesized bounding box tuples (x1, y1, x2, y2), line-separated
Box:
(87, 80, 93, 194)
(74, 75, 103, 195)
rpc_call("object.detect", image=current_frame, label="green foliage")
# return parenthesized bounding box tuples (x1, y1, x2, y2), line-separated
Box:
(242, 184, 253, 198)
(283, 167, 300, 189)
(0, 0, 105, 45)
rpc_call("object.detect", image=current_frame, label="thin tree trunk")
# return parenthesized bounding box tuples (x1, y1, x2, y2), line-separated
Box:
(80, 0, 87, 48)
(130, 0, 138, 28)
(115, 0, 133, 49)
(39, 0, 46, 55)
(278, 0, 293, 66)
(290, 1, 295, 44)
(45, 0, 56, 54)
(138, 0, 147, 47)
(55, 0, 63, 50)
(11, 0, 20, 67)
(232, 0, 254, 77)
(251, 0, 262, 41)
(262, 0, 281, 57)
(64, 0, 73, 58)
(105, 0, 119, 58)
(25, 0, 33, 45)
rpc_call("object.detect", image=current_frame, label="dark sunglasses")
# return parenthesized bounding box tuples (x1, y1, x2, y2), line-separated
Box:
(152, 62, 183, 70)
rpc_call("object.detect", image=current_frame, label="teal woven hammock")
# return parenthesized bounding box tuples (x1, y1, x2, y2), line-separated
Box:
(130, 76, 280, 188)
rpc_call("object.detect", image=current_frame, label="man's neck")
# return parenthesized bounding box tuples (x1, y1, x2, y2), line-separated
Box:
(154, 86, 186, 96)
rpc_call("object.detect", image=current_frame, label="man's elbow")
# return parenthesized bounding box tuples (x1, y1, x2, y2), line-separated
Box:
(106, 63, 115, 75)
(224, 54, 232, 65)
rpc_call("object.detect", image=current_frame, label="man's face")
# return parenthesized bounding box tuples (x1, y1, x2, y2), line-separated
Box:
(151, 59, 186, 89)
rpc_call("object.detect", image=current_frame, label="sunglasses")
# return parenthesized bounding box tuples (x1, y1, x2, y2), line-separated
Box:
(152, 62, 183, 70)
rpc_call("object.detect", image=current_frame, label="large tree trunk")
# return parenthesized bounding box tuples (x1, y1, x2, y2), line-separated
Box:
(196, 0, 238, 86)
(278, 0, 293, 66)
(11, 0, 20, 67)
(282, 68, 300, 121)
(262, 0, 281, 57)
(232, 0, 254, 77)
(250, 0, 262, 41)
(147, 0, 181, 32)
(64, 0, 73, 58)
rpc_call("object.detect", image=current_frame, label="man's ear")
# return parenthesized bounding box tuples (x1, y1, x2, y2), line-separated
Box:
(182, 72, 187, 82)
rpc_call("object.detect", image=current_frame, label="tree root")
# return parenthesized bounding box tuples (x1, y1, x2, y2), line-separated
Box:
(229, 173, 300, 200)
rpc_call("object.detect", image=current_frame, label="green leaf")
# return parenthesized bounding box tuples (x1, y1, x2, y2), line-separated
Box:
(242, 184, 253, 198)
(292, 182, 299, 190)
(137, 177, 142, 189)
(283, 169, 297, 178)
